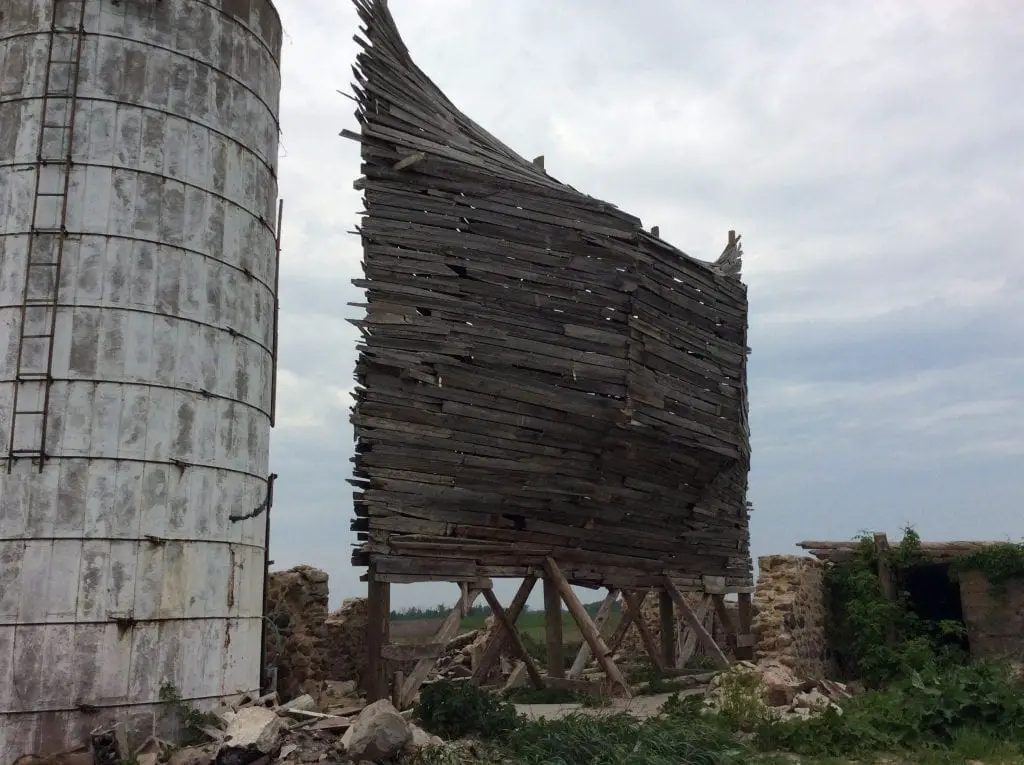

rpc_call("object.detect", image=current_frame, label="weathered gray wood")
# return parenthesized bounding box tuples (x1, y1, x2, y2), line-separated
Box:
(568, 589, 618, 679)
(348, 0, 752, 592)
(482, 588, 546, 690)
(399, 587, 482, 708)
(546, 558, 630, 697)
(471, 575, 536, 684)
(664, 577, 729, 669)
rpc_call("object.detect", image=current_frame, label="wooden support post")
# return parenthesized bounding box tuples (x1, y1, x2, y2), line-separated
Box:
(399, 585, 483, 708)
(543, 576, 565, 678)
(545, 557, 630, 697)
(658, 589, 675, 669)
(663, 576, 729, 669)
(677, 595, 713, 667)
(735, 592, 754, 660)
(874, 532, 896, 645)
(472, 575, 536, 684)
(483, 589, 546, 690)
(568, 589, 617, 679)
(623, 590, 664, 671)
(366, 568, 390, 702)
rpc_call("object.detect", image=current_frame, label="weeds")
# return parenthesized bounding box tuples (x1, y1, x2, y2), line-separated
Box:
(415, 680, 521, 740)
(158, 681, 214, 747)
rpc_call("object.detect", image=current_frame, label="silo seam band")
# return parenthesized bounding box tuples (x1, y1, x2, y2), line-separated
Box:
(0, 456, 270, 482)
(0, 377, 272, 420)
(0, 303, 274, 357)
(0, 691, 254, 717)
(0, 230, 276, 297)
(0, 615, 264, 629)
(0, 536, 266, 548)
(0, 29, 280, 132)
(0, 160, 278, 238)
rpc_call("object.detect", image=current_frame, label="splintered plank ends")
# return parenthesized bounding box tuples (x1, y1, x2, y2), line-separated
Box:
(348, 0, 752, 590)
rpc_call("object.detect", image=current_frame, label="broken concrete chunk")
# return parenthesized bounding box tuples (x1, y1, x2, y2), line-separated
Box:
(278, 694, 317, 713)
(168, 747, 213, 765)
(215, 707, 285, 765)
(342, 699, 412, 762)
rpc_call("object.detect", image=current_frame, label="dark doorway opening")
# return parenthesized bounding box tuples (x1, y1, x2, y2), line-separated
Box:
(902, 563, 970, 654)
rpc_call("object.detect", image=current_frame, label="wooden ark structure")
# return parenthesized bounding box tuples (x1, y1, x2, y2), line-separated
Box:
(345, 0, 754, 703)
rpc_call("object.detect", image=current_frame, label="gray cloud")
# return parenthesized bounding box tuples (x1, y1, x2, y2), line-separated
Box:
(268, 0, 1024, 609)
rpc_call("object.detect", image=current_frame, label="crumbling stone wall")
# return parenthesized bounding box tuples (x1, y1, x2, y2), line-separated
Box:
(266, 566, 331, 700)
(959, 571, 1024, 663)
(324, 598, 369, 687)
(752, 555, 830, 680)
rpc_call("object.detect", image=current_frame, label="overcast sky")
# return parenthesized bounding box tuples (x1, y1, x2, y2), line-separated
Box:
(267, 0, 1024, 611)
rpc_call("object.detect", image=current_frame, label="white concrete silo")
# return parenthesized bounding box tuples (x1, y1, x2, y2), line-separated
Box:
(0, 0, 282, 754)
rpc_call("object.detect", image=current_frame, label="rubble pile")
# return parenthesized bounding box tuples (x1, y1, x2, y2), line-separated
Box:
(703, 660, 854, 721)
(17, 689, 450, 765)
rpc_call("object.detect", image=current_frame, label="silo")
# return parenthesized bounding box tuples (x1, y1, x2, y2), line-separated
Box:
(0, 0, 282, 754)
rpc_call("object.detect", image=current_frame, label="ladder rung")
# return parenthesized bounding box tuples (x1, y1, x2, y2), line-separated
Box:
(27, 261, 58, 267)
(43, 123, 71, 129)
(16, 373, 49, 380)
(24, 299, 57, 305)
(21, 333, 54, 339)
(36, 192, 66, 197)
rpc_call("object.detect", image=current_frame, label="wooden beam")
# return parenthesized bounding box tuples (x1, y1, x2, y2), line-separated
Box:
(568, 589, 618, 679)
(735, 591, 754, 660)
(677, 594, 713, 667)
(471, 575, 536, 685)
(545, 557, 630, 697)
(664, 576, 729, 669)
(381, 643, 446, 661)
(399, 585, 482, 708)
(658, 589, 675, 669)
(622, 590, 664, 671)
(543, 576, 565, 678)
(365, 568, 390, 701)
(605, 606, 636, 656)
(482, 588, 546, 690)
(711, 595, 736, 634)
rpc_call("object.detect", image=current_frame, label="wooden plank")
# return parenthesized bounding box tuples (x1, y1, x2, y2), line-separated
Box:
(471, 575, 536, 684)
(568, 589, 617, 679)
(381, 643, 446, 661)
(664, 576, 729, 669)
(482, 588, 546, 690)
(735, 592, 754, 660)
(543, 576, 565, 678)
(658, 589, 675, 669)
(677, 595, 713, 667)
(399, 586, 482, 708)
(606, 607, 637, 655)
(545, 557, 630, 697)
(711, 594, 736, 635)
(366, 570, 390, 702)
(623, 590, 664, 672)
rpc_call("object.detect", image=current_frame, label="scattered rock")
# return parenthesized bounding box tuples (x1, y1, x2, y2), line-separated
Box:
(704, 661, 849, 721)
(342, 699, 412, 762)
(215, 707, 285, 765)
(167, 748, 212, 765)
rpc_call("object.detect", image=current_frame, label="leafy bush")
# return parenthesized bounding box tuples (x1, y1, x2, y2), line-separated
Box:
(415, 680, 521, 740)
(951, 541, 1024, 596)
(755, 662, 1024, 757)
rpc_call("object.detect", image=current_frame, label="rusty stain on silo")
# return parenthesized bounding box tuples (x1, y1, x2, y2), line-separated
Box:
(0, 0, 283, 754)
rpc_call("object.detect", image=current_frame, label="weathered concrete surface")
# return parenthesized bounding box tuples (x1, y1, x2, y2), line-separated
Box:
(0, 0, 282, 754)
(960, 571, 1024, 663)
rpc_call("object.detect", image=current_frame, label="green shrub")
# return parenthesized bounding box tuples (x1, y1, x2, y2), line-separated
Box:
(754, 662, 1024, 757)
(415, 680, 521, 739)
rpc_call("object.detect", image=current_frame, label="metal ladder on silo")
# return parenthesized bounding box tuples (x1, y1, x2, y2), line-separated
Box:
(6, 0, 88, 472)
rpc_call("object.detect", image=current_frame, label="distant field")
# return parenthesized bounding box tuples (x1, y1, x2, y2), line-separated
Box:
(390, 610, 622, 645)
